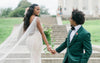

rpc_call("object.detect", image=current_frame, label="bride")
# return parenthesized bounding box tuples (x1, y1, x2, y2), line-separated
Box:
(23, 4, 52, 63)
(0, 4, 52, 63)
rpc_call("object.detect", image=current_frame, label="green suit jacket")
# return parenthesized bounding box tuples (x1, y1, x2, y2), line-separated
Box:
(56, 26, 92, 63)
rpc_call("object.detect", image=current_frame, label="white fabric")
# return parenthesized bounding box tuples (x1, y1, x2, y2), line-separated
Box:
(26, 17, 43, 63)
(0, 17, 43, 63)
(70, 25, 81, 42)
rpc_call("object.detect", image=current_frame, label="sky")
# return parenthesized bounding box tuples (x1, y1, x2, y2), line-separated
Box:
(0, 0, 58, 15)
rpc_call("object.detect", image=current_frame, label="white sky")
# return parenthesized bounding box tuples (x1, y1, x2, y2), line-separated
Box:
(0, 0, 58, 15)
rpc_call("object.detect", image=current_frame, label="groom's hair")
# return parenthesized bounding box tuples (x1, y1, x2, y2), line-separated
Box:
(72, 9, 85, 25)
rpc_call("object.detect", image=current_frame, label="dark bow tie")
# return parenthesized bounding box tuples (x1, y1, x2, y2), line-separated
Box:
(71, 26, 75, 30)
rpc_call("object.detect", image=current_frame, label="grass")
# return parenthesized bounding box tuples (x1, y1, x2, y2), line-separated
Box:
(63, 20, 100, 45)
(0, 18, 100, 46)
(0, 17, 23, 44)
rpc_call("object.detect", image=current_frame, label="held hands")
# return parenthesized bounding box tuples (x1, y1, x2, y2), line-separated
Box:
(47, 45, 52, 52)
(47, 45, 57, 54)
(51, 49, 57, 54)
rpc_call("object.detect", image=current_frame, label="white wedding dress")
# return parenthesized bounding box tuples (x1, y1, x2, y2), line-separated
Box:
(0, 17, 43, 63)
(26, 17, 43, 63)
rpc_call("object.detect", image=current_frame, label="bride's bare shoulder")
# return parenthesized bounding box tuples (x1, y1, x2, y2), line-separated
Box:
(36, 17, 42, 28)
(36, 17, 40, 23)
(36, 17, 40, 20)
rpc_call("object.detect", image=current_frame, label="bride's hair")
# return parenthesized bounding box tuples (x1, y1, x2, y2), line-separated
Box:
(23, 4, 39, 31)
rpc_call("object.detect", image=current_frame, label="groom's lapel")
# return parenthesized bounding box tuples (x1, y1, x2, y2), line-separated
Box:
(67, 30, 72, 46)
(69, 26, 83, 47)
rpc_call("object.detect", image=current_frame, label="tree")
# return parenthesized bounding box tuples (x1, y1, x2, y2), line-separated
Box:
(17, 0, 31, 8)
(3, 0, 50, 17)
(9, 0, 31, 17)
(0, 8, 12, 17)
(8, 8, 25, 17)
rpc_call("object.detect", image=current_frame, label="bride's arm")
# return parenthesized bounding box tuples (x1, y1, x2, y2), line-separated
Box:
(36, 17, 52, 51)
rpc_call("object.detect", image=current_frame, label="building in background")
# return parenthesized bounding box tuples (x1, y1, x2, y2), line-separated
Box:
(58, 0, 100, 19)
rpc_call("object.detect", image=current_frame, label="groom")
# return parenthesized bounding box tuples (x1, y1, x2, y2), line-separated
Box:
(51, 9, 92, 63)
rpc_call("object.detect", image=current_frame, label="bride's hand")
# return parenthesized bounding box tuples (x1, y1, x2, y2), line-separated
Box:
(51, 49, 57, 54)
(47, 45, 52, 52)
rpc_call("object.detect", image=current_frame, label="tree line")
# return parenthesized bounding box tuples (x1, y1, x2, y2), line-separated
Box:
(0, 0, 49, 17)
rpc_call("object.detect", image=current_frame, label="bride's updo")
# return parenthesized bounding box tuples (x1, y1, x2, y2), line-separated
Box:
(23, 4, 39, 31)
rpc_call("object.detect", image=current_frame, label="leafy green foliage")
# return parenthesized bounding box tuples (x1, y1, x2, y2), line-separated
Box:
(0, 8, 12, 17)
(0, 0, 50, 17)
(8, 8, 25, 17)
(42, 24, 55, 53)
(8, 0, 31, 17)
(17, 0, 31, 8)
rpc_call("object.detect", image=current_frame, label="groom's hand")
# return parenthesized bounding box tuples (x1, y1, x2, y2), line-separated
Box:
(51, 49, 57, 54)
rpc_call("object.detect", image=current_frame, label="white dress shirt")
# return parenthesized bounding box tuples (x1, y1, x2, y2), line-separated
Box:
(70, 25, 81, 42)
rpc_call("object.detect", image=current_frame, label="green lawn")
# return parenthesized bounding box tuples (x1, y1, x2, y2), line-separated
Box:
(0, 17, 23, 44)
(63, 20, 100, 45)
(0, 18, 100, 46)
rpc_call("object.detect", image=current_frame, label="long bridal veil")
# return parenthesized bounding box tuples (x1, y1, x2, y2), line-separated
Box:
(0, 18, 36, 63)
